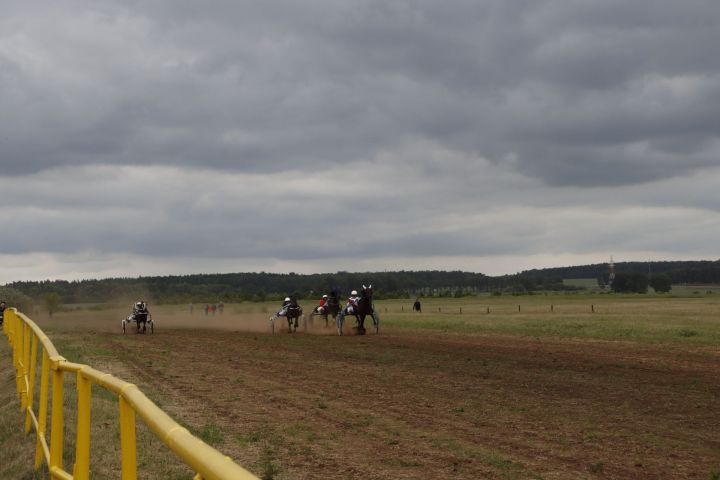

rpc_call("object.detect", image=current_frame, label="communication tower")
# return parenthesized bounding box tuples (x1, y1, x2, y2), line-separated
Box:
(608, 256, 615, 288)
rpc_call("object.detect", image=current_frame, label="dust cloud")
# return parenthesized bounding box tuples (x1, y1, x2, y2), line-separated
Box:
(31, 305, 338, 336)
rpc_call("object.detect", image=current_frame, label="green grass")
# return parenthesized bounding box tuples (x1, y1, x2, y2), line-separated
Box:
(236, 430, 262, 446)
(372, 294, 720, 345)
(198, 423, 225, 446)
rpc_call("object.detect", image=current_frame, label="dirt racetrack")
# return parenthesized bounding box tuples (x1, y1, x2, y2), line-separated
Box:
(29, 305, 720, 480)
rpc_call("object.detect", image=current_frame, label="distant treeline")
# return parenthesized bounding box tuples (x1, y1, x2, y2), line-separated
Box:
(4, 260, 719, 305)
(5, 270, 568, 305)
(521, 260, 720, 285)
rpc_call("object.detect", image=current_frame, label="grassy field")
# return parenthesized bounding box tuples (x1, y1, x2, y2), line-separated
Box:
(2, 293, 720, 479)
(376, 294, 720, 345)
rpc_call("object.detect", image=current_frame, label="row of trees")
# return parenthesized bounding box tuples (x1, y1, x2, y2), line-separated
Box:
(5, 260, 717, 306)
(5, 270, 581, 306)
(526, 260, 720, 282)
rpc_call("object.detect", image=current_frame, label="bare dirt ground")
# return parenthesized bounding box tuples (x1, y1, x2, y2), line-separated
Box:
(28, 308, 720, 480)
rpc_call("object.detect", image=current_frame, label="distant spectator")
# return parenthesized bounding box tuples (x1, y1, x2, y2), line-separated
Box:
(413, 299, 422, 313)
(0, 301, 6, 326)
(205, 304, 209, 316)
(189, 303, 194, 315)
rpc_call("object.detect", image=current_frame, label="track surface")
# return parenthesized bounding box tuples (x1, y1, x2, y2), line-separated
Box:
(40, 310, 720, 480)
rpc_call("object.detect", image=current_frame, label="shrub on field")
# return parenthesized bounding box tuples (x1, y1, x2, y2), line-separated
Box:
(611, 272, 649, 294)
(0, 286, 34, 311)
(649, 273, 672, 293)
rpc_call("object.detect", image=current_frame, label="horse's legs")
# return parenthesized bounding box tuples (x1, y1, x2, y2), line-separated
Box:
(336, 311, 344, 335)
(355, 314, 366, 335)
(286, 314, 298, 332)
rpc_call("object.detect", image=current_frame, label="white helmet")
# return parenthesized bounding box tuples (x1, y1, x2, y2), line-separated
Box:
(322, 294, 328, 298)
(284, 297, 291, 302)
(351, 290, 358, 296)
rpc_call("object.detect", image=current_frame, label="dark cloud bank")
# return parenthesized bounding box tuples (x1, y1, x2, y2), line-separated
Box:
(1, 1, 719, 280)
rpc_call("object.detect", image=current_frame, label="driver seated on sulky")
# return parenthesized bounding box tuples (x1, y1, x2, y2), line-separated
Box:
(317, 294, 328, 314)
(278, 296, 297, 316)
(131, 301, 150, 321)
(345, 290, 360, 314)
(133, 300, 149, 315)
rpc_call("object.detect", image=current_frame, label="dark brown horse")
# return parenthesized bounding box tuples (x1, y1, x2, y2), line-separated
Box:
(270, 300, 303, 333)
(311, 294, 341, 328)
(336, 285, 379, 335)
(285, 305, 302, 333)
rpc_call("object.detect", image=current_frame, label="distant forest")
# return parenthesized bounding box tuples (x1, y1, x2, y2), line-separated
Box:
(3, 259, 719, 305)
(520, 259, 720, 284)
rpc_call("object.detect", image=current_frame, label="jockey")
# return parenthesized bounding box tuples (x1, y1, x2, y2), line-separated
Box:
(317, 294, 328, 314)
(278, 296, 292, 316)
(346, 290, 360, 314)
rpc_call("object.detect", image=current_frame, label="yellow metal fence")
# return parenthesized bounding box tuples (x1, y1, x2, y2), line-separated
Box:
(2, 308, 258, 480)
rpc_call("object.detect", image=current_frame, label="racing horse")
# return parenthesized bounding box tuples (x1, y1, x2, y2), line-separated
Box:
(284, 304, 303, 333)
(336, 285, 379, 335)
(122, 309, 153, 334)
(270, 301, 304, 333)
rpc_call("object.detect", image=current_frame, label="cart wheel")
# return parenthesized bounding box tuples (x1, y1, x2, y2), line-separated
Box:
(149, 320, 154, 334)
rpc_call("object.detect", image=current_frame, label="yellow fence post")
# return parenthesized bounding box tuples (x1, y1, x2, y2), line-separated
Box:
(7, 308, 15, 350)
(21, 322, 31, 410)
(49, 366, 65, 474)
(35, 349, 50, 469)
(74, 370, 92, 480)
(25, 334, 39, 433)
(120, 395, 138, 480)
(14, 313, 24, 400)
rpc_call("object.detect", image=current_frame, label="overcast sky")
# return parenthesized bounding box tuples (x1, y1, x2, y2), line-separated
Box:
(1, 0, 719, 283)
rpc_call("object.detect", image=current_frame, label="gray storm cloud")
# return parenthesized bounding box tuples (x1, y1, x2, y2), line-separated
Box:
(1, 0, 719, 281)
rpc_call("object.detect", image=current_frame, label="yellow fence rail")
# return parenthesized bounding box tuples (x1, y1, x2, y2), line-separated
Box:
(2, 308, 258, 480)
